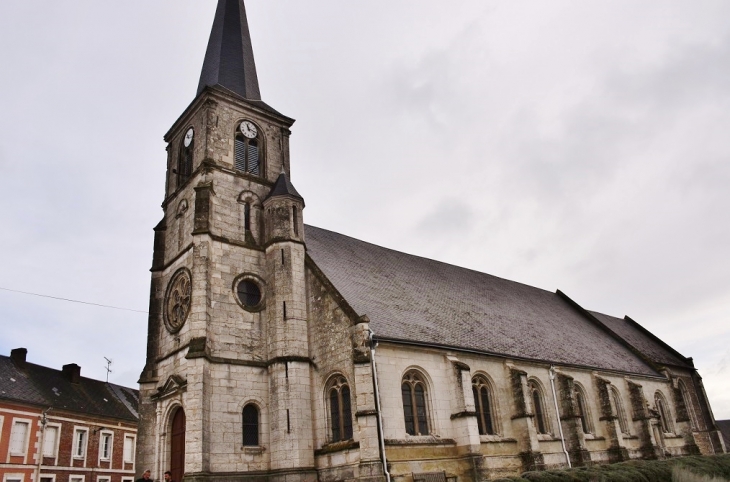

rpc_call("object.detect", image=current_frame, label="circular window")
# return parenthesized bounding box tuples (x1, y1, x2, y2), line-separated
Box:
(237, 279, 262, 308)
(164, 268, 192, 334)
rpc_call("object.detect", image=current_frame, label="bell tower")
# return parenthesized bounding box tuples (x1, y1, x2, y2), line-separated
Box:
(137, 1, 315, 481)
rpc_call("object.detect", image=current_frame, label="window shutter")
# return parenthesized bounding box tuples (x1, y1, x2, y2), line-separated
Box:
(10, 421, 29, 454)
(43, 426, 58, 456)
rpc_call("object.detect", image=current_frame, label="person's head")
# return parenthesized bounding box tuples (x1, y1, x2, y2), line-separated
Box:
(164, 472, 172, 481)
(141, 471, 151, 480)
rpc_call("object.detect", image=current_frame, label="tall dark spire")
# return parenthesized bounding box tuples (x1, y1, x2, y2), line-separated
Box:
(197, 0, 261, 100)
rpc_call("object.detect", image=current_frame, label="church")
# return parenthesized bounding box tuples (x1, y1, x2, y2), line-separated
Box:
(135, 1, 726, 481)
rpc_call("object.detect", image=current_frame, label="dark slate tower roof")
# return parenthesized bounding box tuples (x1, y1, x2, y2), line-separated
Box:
(197, 0, 261, 100)
(267, 172, 305, 206)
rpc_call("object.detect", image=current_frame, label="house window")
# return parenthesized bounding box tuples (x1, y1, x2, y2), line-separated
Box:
(9, 420, 30, 455)
(610, 387, 630, 436)
(123, 435, 135, 463)
(472, 375, 496, 435)
(235, 121, 260, 176)
(529, 382, 548, 435)
(402, 370, 430, 436)
(99, 431, 113, 460)
(178, 127, 194, 185)
(242, 404, 259, 446)
(73, 428, 88, 458)
(655, 392, 673, 434)
(4, 476, 23, 482)
(327, 375, 353, 442)
(40, 477, 55, 482)
(43, 425, 59, 457)
(97, 477, 111, 482)
(69, 476, 84, 482)
(574, 385, 593, 434)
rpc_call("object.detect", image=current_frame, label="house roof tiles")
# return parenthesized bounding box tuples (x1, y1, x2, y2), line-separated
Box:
(0, 354, 138, 422)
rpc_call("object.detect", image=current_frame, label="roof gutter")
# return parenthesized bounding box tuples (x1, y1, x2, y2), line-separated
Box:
(369, 329, 391, 482)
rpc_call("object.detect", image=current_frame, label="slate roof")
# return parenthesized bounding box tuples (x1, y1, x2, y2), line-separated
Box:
(589, 311, 692, 368)
(0, 355, 139, 422)
(304, 225, 660, 377)
(267, 172, 304, 205)
(198, 0, 261, 101)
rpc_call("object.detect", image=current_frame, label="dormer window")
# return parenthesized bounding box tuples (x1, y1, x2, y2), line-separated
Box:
(178, 127, 194, 185)
(235, 120, 260, 176)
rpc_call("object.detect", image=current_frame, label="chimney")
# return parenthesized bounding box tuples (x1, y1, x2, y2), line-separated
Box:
(62, 363, 81, 384)
(10, 348, 27, 368)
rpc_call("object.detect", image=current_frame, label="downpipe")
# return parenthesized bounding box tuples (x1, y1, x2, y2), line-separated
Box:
(369, 330, 391, 482)
(549, 366, 571, 468)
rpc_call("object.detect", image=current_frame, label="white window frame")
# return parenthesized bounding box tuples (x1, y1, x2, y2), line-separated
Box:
(123, 434, 136, 464)
(121, 478, 134, 482)
(69, 476, 85, 482)
(98, 430, 114, 462)
(9, 418, 32, 456)
(39, 475, 57, 482)
(96, 477, 111, 482)
(4, 474, 24, 482)
(73, 427, 89, 459)
(42, 423, 62, 458)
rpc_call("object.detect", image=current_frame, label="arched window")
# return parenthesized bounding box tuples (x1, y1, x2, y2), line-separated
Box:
(678, 380, 698, 430)
(326, 376, 353, 442)
(529, 381, 548, 435)
(655, 392, 673, 434)
(242, 404, 259, 446)
(472, 375, 496, 435)
(574, 385, 593, 434)
(178, 127, 194, 185)
(235, 121, 260, 176)
(610, 387, 630, 436)
(402, 370, 430, 436)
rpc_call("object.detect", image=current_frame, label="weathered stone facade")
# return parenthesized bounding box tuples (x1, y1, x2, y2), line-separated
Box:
(136, 2, 725, 482)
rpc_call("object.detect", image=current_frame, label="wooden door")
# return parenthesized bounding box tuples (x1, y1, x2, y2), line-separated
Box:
(171, 408, 186, 482)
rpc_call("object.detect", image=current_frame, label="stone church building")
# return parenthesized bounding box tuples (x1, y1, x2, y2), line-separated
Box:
(136, 1, 726, 481)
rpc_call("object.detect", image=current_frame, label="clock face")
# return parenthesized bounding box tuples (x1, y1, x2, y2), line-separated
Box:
(240, 121, 258, 139)
(183, 128, 194, 147)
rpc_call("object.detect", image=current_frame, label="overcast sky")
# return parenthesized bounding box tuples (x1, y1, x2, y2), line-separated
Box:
(0, 1, 728, 419)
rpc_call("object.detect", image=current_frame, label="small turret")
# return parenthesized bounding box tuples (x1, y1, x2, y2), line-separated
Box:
(263, 172, 305, 245)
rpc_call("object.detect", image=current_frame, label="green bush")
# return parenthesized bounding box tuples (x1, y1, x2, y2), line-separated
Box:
(489, 455, 730, 482)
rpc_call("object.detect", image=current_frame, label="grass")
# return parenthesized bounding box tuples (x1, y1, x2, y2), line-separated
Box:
(491, 454, 730, 482)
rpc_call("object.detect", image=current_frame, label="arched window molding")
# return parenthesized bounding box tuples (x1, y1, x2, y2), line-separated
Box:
(235, 120, 263, 176)
(678, 380, 698, 431)
(655, 391, 674, 434)
(610, 386, 630, 436)
(402, 370, 431, 436)
(574, 384, 594, 435)
(242, 403, 260, 446)
(472, 374, 499, 435)
(528, 380, 550, 435)
(325, 375, 353, 443)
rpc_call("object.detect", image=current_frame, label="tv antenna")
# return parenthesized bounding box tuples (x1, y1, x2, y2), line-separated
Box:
(104, 357, 113, 383)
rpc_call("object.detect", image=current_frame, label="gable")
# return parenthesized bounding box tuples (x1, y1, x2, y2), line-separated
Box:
(304, 225, 659, 377)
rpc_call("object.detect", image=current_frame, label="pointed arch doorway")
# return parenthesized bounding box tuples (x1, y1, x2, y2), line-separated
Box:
(170, 408, 186, 482)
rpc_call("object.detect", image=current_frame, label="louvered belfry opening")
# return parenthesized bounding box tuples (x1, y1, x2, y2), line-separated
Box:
(235, 133, 259, 175)
(179, 141, 193, 184)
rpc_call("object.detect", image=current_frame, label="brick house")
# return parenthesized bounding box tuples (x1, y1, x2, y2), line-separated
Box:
(0, 348, 139, 482)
